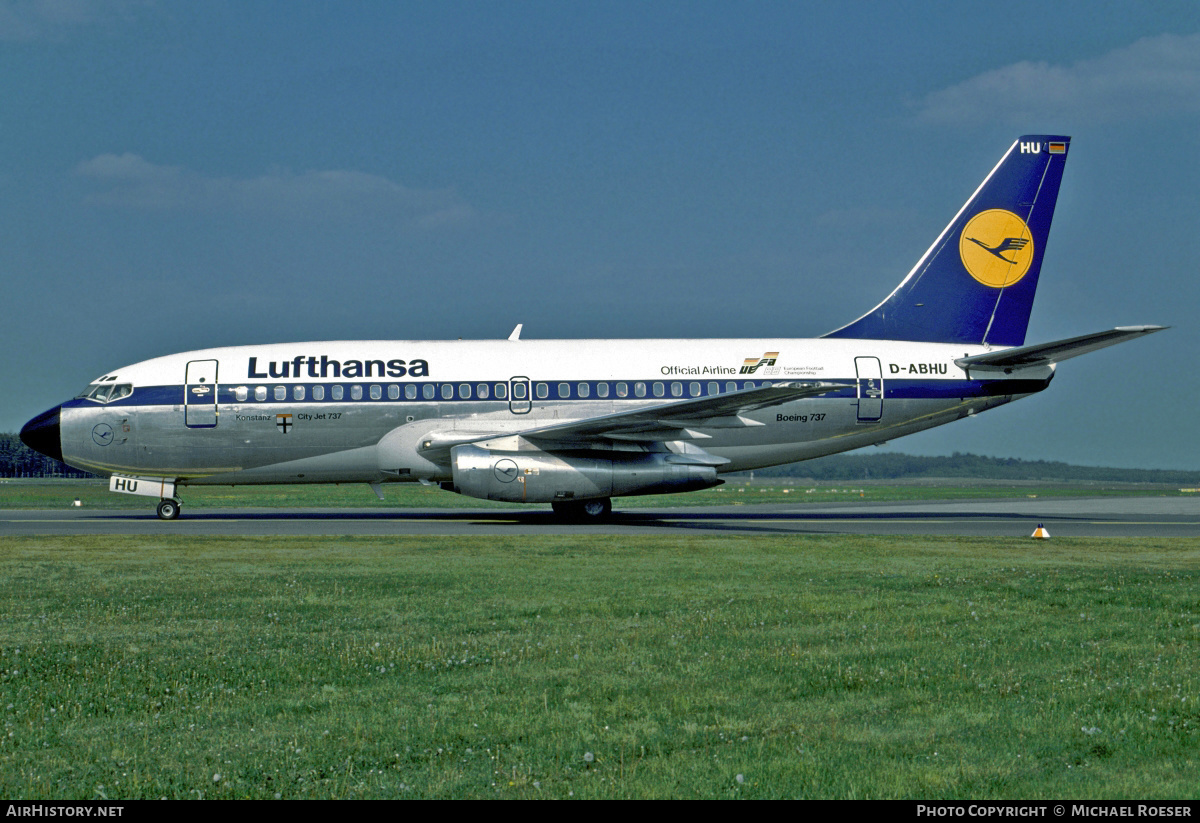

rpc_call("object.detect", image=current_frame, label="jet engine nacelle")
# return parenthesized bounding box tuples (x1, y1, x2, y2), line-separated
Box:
(450, 444, 721, 504)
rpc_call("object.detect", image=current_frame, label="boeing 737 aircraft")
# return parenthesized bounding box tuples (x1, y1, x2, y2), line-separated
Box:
(21, 135, 1164, 520)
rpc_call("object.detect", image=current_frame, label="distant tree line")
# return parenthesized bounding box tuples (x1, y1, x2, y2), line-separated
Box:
(2, 432, 1196, 484)
(0, 433, 96, 479)
(745, 451, 1200, 484)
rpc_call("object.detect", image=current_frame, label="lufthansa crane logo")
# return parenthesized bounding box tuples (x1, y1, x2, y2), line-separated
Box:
(494, 459, 519, 483)
(959, 209, 1035, 289)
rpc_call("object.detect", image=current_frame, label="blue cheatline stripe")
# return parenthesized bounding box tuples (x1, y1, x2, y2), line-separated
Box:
(886, 378, 1050, 399)
(59, 375, 1050, 411)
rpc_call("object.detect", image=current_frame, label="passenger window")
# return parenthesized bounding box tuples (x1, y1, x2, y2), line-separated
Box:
(459, 384, 471, 399)
(294, 385, 306, 401)
(670, 382, 682, 397)
(634, 382, 646, 398)
(235, 386, 248, 402)
(440, 384, 453, 400)
(388, 385, 400, 400)
(536, 383, 548, 399)
(690, 382, 701, 397)
(477, 383, 489, 399)
(616, 382, 629, 398)
(255, 386, 267, 401)
(422, 384, 435, 400)
(351, 385, 363, 400)
(726, 382, 738, 393)
(512, 383, 526, 400)
(405, 384, 417, 400)
(370, 385, 381, 400)
(495, 383, 507, 400)
(313, 385, 325, 401)
(332, 385, 344, 401)
(653, 382, 665, 397)
(274, 386, 286, 401)
(578, 383, 590, 398)
(597, 382, 610, 398)
(557, 382, 570, 398)
(708, 382, 719, 395)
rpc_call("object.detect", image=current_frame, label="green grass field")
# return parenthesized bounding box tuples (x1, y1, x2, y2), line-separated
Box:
(0, 478, 1190, 512)
(0, 534, 1196, 799)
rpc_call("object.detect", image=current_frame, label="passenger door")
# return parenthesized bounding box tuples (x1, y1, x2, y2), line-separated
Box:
(185, 359, 219, 428)
(854, 356, 883, 422)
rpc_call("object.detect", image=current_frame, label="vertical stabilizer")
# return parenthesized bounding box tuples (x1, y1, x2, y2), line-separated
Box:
(825, 136, 1070, 346)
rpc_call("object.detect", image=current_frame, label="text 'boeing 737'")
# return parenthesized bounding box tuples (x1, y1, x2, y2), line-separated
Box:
(21, 136, 1165, 520)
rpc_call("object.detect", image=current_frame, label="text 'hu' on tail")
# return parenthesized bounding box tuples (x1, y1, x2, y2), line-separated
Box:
(825, 136, 1070, 346)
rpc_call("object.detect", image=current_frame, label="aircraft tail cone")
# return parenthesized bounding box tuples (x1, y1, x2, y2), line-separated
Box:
(1032, 524, 1050, 539)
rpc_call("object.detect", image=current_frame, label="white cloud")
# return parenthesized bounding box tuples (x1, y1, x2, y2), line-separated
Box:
(0, 0, 151, 41)
(75, 154, 475, 228)
(915, 32, 1200, 125)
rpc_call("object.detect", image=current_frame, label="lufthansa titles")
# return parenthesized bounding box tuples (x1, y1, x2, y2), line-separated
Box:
(248, 356, 429, 380)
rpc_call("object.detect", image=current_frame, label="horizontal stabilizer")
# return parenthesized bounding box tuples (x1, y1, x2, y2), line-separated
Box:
(955, 325, 1167, 371)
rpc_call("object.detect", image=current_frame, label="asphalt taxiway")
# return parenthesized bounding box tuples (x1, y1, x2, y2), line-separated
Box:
(4, 496, 1199, 538)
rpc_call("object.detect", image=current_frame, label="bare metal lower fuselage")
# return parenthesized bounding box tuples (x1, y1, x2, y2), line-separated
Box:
(54, 337, 1046, 488)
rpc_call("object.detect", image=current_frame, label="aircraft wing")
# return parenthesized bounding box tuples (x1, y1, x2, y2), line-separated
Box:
(412, 381, 847, 461)
(515, 381, 847, 443)
(955, 326, 1167, 372)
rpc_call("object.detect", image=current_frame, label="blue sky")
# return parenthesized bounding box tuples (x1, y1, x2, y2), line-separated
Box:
(3, 1, 1198, 468)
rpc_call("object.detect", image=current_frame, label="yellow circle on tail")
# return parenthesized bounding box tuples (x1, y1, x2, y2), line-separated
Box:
(959, 209, 1034, 288)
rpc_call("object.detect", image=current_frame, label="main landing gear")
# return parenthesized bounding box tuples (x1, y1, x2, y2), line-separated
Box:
(156, 498, 181, 521)
(551, 498, 613, 521)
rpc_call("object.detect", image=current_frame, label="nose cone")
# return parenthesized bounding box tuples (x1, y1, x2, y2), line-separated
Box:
(20, 406, 63, 463)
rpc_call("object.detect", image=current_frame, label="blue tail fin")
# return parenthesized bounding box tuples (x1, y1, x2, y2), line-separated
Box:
(825, 136, 1070, 346)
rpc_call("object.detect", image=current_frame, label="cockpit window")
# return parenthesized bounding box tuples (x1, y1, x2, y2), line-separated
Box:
(78, 384, 110, 402)
(78, 383, 133, 403)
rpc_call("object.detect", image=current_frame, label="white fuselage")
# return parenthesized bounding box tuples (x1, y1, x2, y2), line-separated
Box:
(57, 337, 1051, 487)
